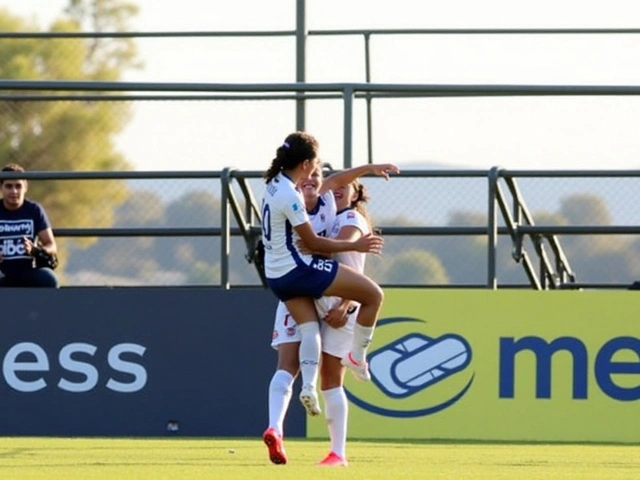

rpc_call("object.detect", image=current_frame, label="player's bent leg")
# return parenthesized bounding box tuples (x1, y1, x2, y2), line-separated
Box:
(284, 297, 322, 326)
(322, 264, 383, 327)
(322, 265, 382, 380)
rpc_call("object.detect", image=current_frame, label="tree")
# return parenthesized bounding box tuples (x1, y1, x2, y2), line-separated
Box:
(186, 261, 221, 285)
(559, 193, 621, 253)
(0, 2, 140, 271)
(559, 193, 612, 226)
(382, 249, 450, 285)
(65, 190, 165, 279)
(154, 191, 222, 271)
(115, 190, 166, 227)
(65, 0, 141, 80)
(436, 210, 488, 285)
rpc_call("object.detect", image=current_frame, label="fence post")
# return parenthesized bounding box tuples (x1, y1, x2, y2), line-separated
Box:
(364, 33, 373, 164)
(343, 86, 354, 168)
(487, 166, 502, 289)
(220, 168, 232, 289)
(295, 0, 307, 131)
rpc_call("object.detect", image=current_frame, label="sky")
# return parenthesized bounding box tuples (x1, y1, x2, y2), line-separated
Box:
(6, 0, 640, 172)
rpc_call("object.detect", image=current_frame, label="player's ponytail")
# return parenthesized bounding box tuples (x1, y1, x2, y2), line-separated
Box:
(264, 131, 319, 183)
(350, 180, 375, 233)
(264, 146, 287, 183)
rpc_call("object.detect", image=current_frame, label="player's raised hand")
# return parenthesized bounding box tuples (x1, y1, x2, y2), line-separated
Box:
(371, 163, 400, 180)
(353, 232, 383, 255)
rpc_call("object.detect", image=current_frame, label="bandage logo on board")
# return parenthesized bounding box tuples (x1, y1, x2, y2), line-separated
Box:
(345, 317, 474, 418)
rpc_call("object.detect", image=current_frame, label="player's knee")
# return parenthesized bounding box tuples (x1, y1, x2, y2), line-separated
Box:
(279, 362, 299, 377)
(321, 377, 342, 391)
(371, 284, 384, 308)
(361, 283, 383, 307)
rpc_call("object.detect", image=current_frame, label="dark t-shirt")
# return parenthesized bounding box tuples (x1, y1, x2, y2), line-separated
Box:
(0, 199, 51, 277)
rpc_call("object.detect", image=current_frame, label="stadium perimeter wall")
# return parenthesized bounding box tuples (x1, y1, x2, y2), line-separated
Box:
(0, 287, 304, 437)
(1, 288, 638, 442)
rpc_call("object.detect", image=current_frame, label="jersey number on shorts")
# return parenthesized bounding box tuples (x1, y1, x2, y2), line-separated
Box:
(312, 258, 333, 272)
(261, 203, 271, 241)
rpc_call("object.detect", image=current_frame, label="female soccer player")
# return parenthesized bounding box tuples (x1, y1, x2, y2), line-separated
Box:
(260, 131, 396, 461)
(314, 178, 374, 467)
(264, 161, 396, 465)
(263, 164, 337, 465)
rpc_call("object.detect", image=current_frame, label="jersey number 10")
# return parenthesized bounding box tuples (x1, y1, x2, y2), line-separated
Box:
(261, 203, 271, 241)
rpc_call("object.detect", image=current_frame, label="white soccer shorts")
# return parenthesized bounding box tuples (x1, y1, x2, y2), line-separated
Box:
(315, 296, 358, 359)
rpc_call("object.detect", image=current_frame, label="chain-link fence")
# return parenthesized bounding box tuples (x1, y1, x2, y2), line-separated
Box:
(2, 166, 640, 289)
(2, 27, 640, 289)
(3, 92, 640, 288)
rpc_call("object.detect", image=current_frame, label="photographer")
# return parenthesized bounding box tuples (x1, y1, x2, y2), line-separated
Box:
(0, 164, 59, 288)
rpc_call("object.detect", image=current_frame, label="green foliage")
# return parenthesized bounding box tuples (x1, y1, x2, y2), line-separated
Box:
(383, 248, 450, 285)
(66, 189, 235, 285)
(530, 211, 567, 226)
(165, 191, 222, 226)
(65, 0, 142, 79)
(373, 194, 640, 288)
(186, 261, 221, 285)
(155, 191, 222, 270)
(558, 193, 619, 253)
(447, 210, 486, 226)
(0, 2, 141, 270)
(115, 190, 166, 226)
(560, 193, 612, 226)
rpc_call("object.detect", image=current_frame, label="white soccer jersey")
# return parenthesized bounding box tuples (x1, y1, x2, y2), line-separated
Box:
(308, 191, 336, 240)
(261, 172, 311, 279)
(261, 172, 337, 279)
(270, 189, 336, 350)
(314, 207, 371, 358)
(330, 208, 370, 273)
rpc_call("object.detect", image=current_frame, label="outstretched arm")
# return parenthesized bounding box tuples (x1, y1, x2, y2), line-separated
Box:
(319, 163, 399, 195)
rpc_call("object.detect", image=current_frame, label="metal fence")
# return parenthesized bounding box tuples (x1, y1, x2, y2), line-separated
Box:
(2, 24, 640, 289)
(2, 166, 640, 290)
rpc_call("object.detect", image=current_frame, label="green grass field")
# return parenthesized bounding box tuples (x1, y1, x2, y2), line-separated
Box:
(0, 437, 638, 480)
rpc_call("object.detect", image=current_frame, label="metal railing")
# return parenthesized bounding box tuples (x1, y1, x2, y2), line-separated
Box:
(4, 167, 639, 290)
(4, 79, 640, 170)
(3, 24, 640, 288)
(4, 25, 640, 162)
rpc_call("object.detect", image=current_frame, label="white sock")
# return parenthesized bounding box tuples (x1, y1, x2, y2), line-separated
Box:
(322, 387, 348, 458)
(297, 321, 321, 389)
(350, 324, 375, 363)
(268, 369, 294, 436)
